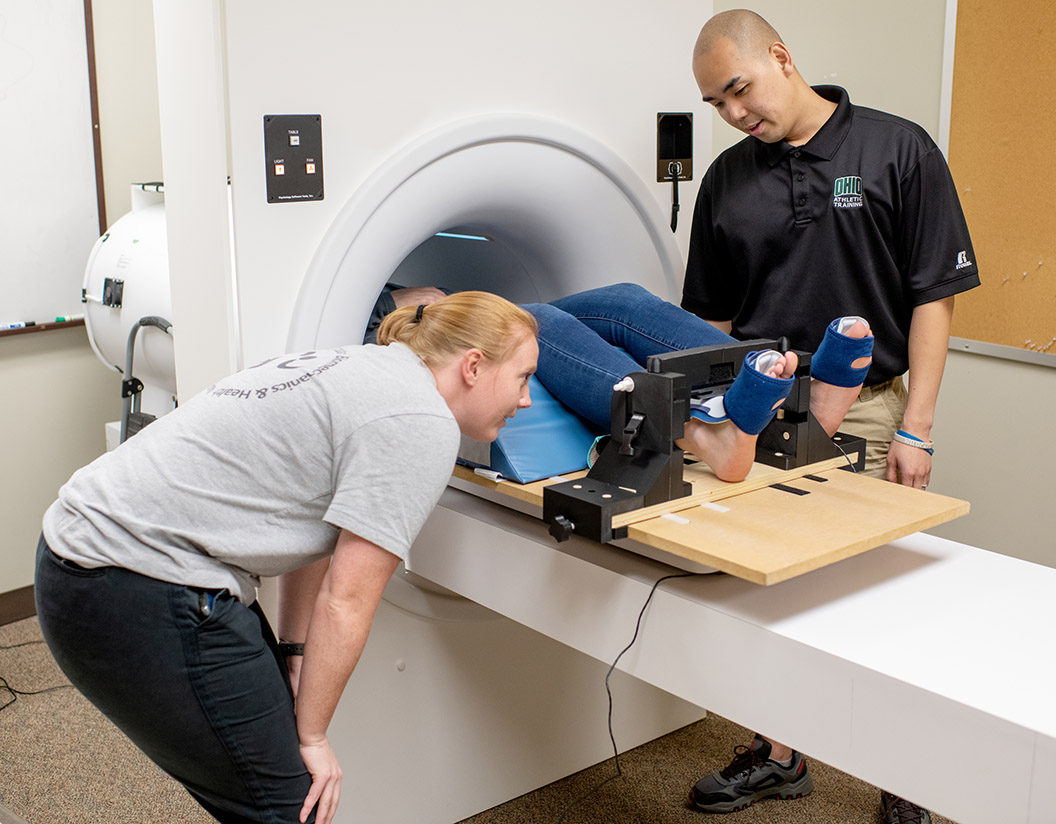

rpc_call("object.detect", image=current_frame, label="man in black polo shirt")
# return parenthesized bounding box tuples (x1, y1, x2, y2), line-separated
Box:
(682, 10, 979, 824)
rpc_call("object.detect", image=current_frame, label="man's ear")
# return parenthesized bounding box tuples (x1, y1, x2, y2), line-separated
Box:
(771, 42, 794, 77)
(460, 348, 485, 385)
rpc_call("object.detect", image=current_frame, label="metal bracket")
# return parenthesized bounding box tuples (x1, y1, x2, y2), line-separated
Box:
(121, 377, 144, 399)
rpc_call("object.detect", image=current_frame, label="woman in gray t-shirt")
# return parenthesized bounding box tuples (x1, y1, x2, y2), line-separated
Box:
(36, 291, 539, 824)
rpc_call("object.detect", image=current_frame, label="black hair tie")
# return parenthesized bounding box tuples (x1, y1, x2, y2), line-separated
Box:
(413, 304, 425, 323)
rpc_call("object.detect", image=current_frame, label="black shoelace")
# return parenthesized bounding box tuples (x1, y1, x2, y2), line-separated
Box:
(719, 744, 768, 780)
(887, 795, 928, 823)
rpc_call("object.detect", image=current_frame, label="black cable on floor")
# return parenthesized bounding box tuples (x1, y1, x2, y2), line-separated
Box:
(0, 639, 72, 714)
(0, 675, 72, 714)
(555, 571, 697, 823)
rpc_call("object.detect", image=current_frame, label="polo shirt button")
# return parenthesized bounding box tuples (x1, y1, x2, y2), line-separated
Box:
(796, 173, 805, 182)
(798, 196, 807, 205)
(793, 151, 801, 158)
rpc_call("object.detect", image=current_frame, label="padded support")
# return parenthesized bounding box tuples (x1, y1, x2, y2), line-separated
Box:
(488, 376, 601, 483)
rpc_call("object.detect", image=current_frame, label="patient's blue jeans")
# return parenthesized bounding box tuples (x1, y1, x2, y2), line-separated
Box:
(34, 535, 314, 824)
(524, 282, 735, 426)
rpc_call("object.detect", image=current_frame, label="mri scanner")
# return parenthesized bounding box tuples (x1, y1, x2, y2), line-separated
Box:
(134, 2, 1056, 822)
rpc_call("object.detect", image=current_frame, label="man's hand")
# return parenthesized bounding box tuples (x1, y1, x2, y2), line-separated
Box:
(390, 285, 447, 308)
(299, 737, 342, 824)
(886, 440, 932, 489)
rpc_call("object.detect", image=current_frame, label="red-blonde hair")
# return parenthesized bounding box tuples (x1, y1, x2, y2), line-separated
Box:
(376, 291, 537, 367)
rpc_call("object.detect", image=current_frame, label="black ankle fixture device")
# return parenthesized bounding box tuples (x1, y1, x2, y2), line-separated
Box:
(543, 339, 866, 544)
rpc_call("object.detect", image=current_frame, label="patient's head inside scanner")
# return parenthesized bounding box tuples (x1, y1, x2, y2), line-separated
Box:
(390, 231, 543, 297)
(364, 229, 553, 344)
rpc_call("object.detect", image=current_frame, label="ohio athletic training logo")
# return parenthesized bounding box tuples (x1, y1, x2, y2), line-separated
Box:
(832, 175, 863, 208)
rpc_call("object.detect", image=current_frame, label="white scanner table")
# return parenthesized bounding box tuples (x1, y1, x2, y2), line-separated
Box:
(404, 487, 1056, 824)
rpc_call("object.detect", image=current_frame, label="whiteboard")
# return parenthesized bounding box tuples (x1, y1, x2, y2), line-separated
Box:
(0, 0, 101, 326)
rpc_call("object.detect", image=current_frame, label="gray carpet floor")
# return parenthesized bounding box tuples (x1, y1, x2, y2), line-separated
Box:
(0, 616, 955, 824)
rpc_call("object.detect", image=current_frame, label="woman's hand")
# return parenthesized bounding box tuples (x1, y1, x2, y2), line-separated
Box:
(285, 653, 304, 699)
(299, 736, 342, 824)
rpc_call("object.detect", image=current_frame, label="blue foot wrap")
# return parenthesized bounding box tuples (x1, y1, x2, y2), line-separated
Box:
(690, 350, 794, 436)
(811, 317, 874, 388)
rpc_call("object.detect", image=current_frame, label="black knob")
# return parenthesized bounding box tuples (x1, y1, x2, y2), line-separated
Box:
(549, 515, 575, 543)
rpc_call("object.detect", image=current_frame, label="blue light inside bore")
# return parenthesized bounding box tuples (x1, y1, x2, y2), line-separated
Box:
(434, 231, 491, 242)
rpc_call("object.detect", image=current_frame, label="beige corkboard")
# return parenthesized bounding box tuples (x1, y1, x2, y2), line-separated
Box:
(947, 0, 1056, 355)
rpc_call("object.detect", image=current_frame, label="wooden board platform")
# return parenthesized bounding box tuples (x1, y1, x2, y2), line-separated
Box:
(450, 456, 969, 585)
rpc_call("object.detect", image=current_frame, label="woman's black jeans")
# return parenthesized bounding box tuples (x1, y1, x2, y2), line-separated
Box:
(34, 535, 314, 823)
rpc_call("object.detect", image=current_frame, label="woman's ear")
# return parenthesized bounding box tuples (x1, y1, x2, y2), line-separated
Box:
(460, 348, 485, 386)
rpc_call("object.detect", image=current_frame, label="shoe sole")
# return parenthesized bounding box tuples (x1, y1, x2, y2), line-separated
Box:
(688, 772, 815, 814)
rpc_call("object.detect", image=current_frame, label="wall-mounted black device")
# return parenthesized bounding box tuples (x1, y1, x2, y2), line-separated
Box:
(264, 114, 324, 203)
(657, 113, 692, 182)
(657, 113, 692, 231)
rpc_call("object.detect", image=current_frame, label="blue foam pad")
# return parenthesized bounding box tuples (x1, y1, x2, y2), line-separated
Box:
(811, 317, 874, 387)
(489, 376, 602, 484)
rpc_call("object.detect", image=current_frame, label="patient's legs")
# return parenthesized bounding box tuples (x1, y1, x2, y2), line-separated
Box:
(525, 288, 870, 483)
(527, 299, 797, 483)
(525, 283, 737, 426)
(548, 282, 735, 358)
(526, 302, 646, 427)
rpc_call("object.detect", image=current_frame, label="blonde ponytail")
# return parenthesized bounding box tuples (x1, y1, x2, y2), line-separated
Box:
(376, 291, 537, 367)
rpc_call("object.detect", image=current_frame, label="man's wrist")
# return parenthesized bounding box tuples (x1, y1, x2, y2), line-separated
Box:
(893, 429, 934, 455)
(278, 641, 305, 657)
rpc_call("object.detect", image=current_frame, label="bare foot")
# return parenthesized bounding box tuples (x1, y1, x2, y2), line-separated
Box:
(676, 351, 798, 482)
(810, 319, 873, 437)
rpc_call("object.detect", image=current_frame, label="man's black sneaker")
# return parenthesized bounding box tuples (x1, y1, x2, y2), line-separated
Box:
(688, 734, 814, 814)
(881, 790, 933, 823)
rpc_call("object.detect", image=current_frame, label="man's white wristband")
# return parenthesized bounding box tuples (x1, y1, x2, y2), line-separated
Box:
(893, 429, 934, 456)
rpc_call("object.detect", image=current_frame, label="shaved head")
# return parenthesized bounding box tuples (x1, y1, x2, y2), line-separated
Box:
(691, 9, 830, 145)
(693, 9, 783, 62)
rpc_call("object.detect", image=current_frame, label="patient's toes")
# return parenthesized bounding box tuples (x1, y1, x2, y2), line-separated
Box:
(844, 319, 872, 339)
(843, 321, 872, 369)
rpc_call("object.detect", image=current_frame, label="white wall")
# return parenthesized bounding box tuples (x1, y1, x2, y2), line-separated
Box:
(91, 0, 164, 223)
(0, 329, 116, 590)
(929, 349, 1056, 568)
(0, 0, 162, 594)
(711, 1, 948, 153)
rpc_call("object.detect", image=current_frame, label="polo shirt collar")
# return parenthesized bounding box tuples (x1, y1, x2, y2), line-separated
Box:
(761, 85, 851, 167)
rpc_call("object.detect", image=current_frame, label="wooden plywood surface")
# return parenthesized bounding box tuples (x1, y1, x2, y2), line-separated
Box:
(450, 459, 969, 585)
(627, 469, 969, 585)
